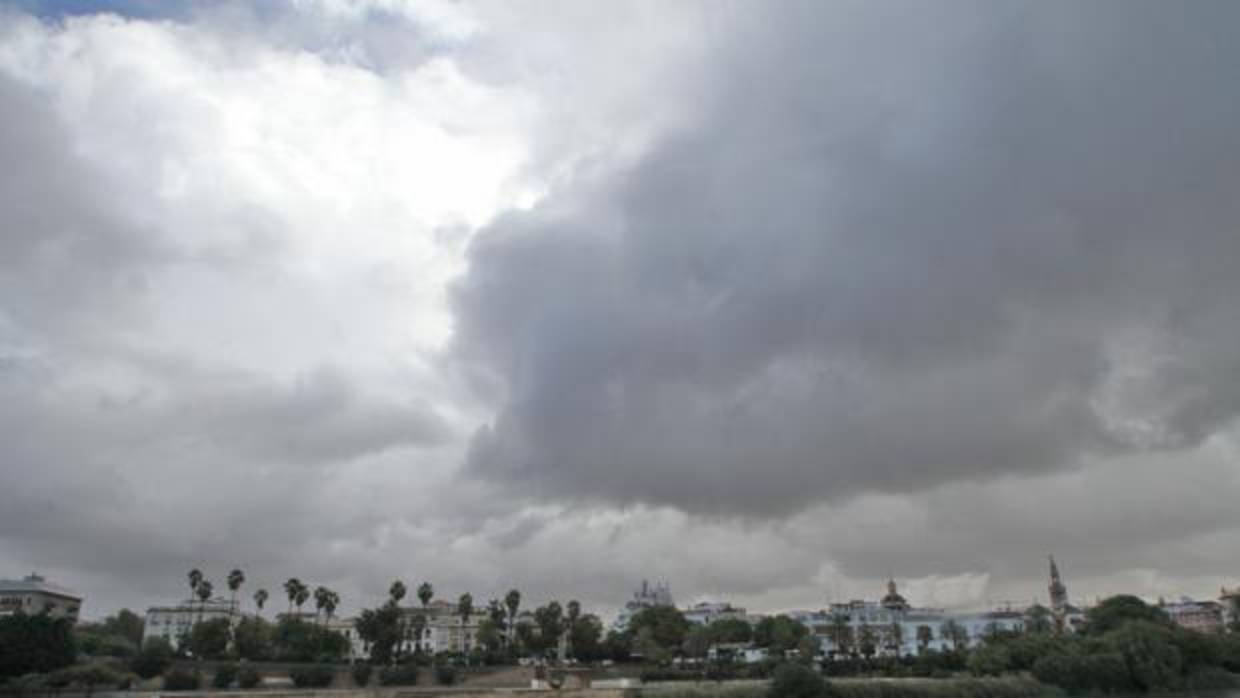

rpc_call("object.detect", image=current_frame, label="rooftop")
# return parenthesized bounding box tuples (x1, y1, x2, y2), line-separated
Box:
(0, 574, 82, 601)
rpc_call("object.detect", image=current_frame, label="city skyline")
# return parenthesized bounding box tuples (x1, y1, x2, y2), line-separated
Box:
(3, 1, 1240, 622)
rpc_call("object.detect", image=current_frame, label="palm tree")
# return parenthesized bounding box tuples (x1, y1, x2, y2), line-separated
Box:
(227, 569, 245, 619)
(188, 568, 204, 629)
(916, 624, 933, 654)
(314, 586, 331, 625)
(417, 582, 434, 608)
(458, 593, 474, 655)
(324, 590, 339, 623)
(196, 579, 214, 625)
(253, 588, 269, 618)
(504, 589, 521, 644)
(284, 578, 302, 615)
(389, 580, 407, 607)
(411, 612, 427, 655)
(565, 600, 581, 659)
(294, 584, 310, 616)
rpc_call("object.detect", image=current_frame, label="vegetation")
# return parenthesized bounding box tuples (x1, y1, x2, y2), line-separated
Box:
(162, 667, 202, 691)
(0, 612, 77, 679)
(378, 663, 419, 686)
(351, 662, 373, 686)
(129, 637, 174, 678)
(237, 666, 262, 689)
(768, 662, 827, 698)
(289, 664, 335, 688)
(212, 664, 238, 689)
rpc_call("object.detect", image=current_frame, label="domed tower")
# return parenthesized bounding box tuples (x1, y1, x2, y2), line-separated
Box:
(881, 578, 909, 612)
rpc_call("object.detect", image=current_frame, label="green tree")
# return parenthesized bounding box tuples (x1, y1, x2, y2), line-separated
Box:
(130, 637, 174, 679)
(708, 618, 753, 644)
(1086, 595, 1170, 636)
(356, 604, 403, 665)
(417, 582, 434, 608)
(1104, 620, 1182, 691)
(565, 600, 582, 658)
(271, 617, 348, 662)
(1024, 603, 1052, 634)
(504, 589, 521, 644)
(187, 568, 204, 627)
(967, 643, 1010, 676)
(829, 614, 852, 656)
(915, 625, 933, 653)
(857, 623, 877, 659)
(284, 578, 303, 615)
(458, 592, 474, 653)
(534, 601, 564, 655)
(253, 588, 269, 617)
(627, 606, 689, 658)
(233, 616, 272, 660)
(755, 615, 811, 656)
(188, 618, 231, 660)
(103, 609, 146, 647)
(0, 613, 77, 679)
(226, 569, 245, 620)
(195, 579, 214, 625)
(941, 619, 968, 651)
(570, 614, 604, 661)
(768, 661, 827, 698)
(294, 584, 310, 616)
(389, 580, 407, 606)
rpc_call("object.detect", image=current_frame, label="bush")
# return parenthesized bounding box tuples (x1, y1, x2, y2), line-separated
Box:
(46, 663, 127, 691)
(130, 637, 174, 678)
(1184, 666, 1240, 691)
(351, 662, 373, 687)
(434, 664, 458, 685)
(289, 664, 335, 688)
(966, 644, 1010, 677)
(1032, 652, 1130, 694)
(769, 662, 827, 698)
(238, 666, 262, 689)
(213, 664, 238, 689)
(378, 663, 419, 686)
(163, 668, 202, 691)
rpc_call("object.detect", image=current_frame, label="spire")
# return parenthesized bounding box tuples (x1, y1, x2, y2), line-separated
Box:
(1048, 555, 1069, 633)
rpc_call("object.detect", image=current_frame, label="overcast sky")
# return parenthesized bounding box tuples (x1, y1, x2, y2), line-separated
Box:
(3, 0, 1240, 622)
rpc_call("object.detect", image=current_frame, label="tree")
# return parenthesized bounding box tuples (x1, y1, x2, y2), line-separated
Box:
(627, 606, 689, 656)
(188, 618, 231, 660)
(708, 618, 753, 644)
(916, 625, 934, 654)
(294, 584, 310, 615)
(226, 568, 245, 619)
(754, 615, 810, 656)
(570, 615, 604, 661)
(967, 643, 1010, 676)
(284, 578, 303, 615)
(565, 600, 582, 658)
(504, 589, 521, 644)
(389, 580, 407, 606)
(314, 586, 332, 624)
(195, 579, 214, 625)
(1086, 595, 1170, 636)
(103, 609, 146, 647)
(769, 661, 827, 698)
(356, 604, 403, 665)
(1025, 604, 1052, 634)
(233, 616, 273, 660)
(130, 637, 174, 679)
(417, 582, 434, 608)
(411, 612, 427, 655)
(857, 623, 877, 659)
(1104, 620, 1182, 691)
(458, 592, 474, 653)
(830, 614, 852, 657)
(188, 568, 204, 627)
(253, 588, 269, 617)
(534, 601, 563, 657)
(0, 613, 77, 680)
(271, 617, 349, 662)
(942, 619, 968, 652)
(887, 621, 904, 655)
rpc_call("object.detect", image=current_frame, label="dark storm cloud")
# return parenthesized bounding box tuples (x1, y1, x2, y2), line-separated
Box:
(454, 1, 1240, 516)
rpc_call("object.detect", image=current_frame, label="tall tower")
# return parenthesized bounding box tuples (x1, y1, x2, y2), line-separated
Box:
(1048, 556, 1068, 633)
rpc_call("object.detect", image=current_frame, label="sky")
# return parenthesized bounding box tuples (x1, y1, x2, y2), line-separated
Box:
(2, 0, 1240, 622)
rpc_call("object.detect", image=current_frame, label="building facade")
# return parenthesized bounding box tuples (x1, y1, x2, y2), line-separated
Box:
(683, 601, 751, 626)
(0, 574, 83, 622)
(792, 580, 1028, 659)
(143, 598, 237, 649)
(1161, 597, 1225, 633)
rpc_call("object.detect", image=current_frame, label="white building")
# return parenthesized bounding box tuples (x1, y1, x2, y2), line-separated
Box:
(391, 599, 491, 655)
(612, 580, 675, 633)
(683, 601, 751, 626)
(795, 580, 1027, 659)
(0, 574, 83, 622)
(143, 597, 237, 649)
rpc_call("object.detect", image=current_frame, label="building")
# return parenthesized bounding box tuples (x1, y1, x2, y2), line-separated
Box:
(683, 601, 751, 626)
(612, 580, 675, 633)
(1161, 597, 1224, 633)
(0, 574, 83, 622)
(389, 599, 491, 655)
(143, 597, 237, 649)
(795, 579, 1028, 659)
